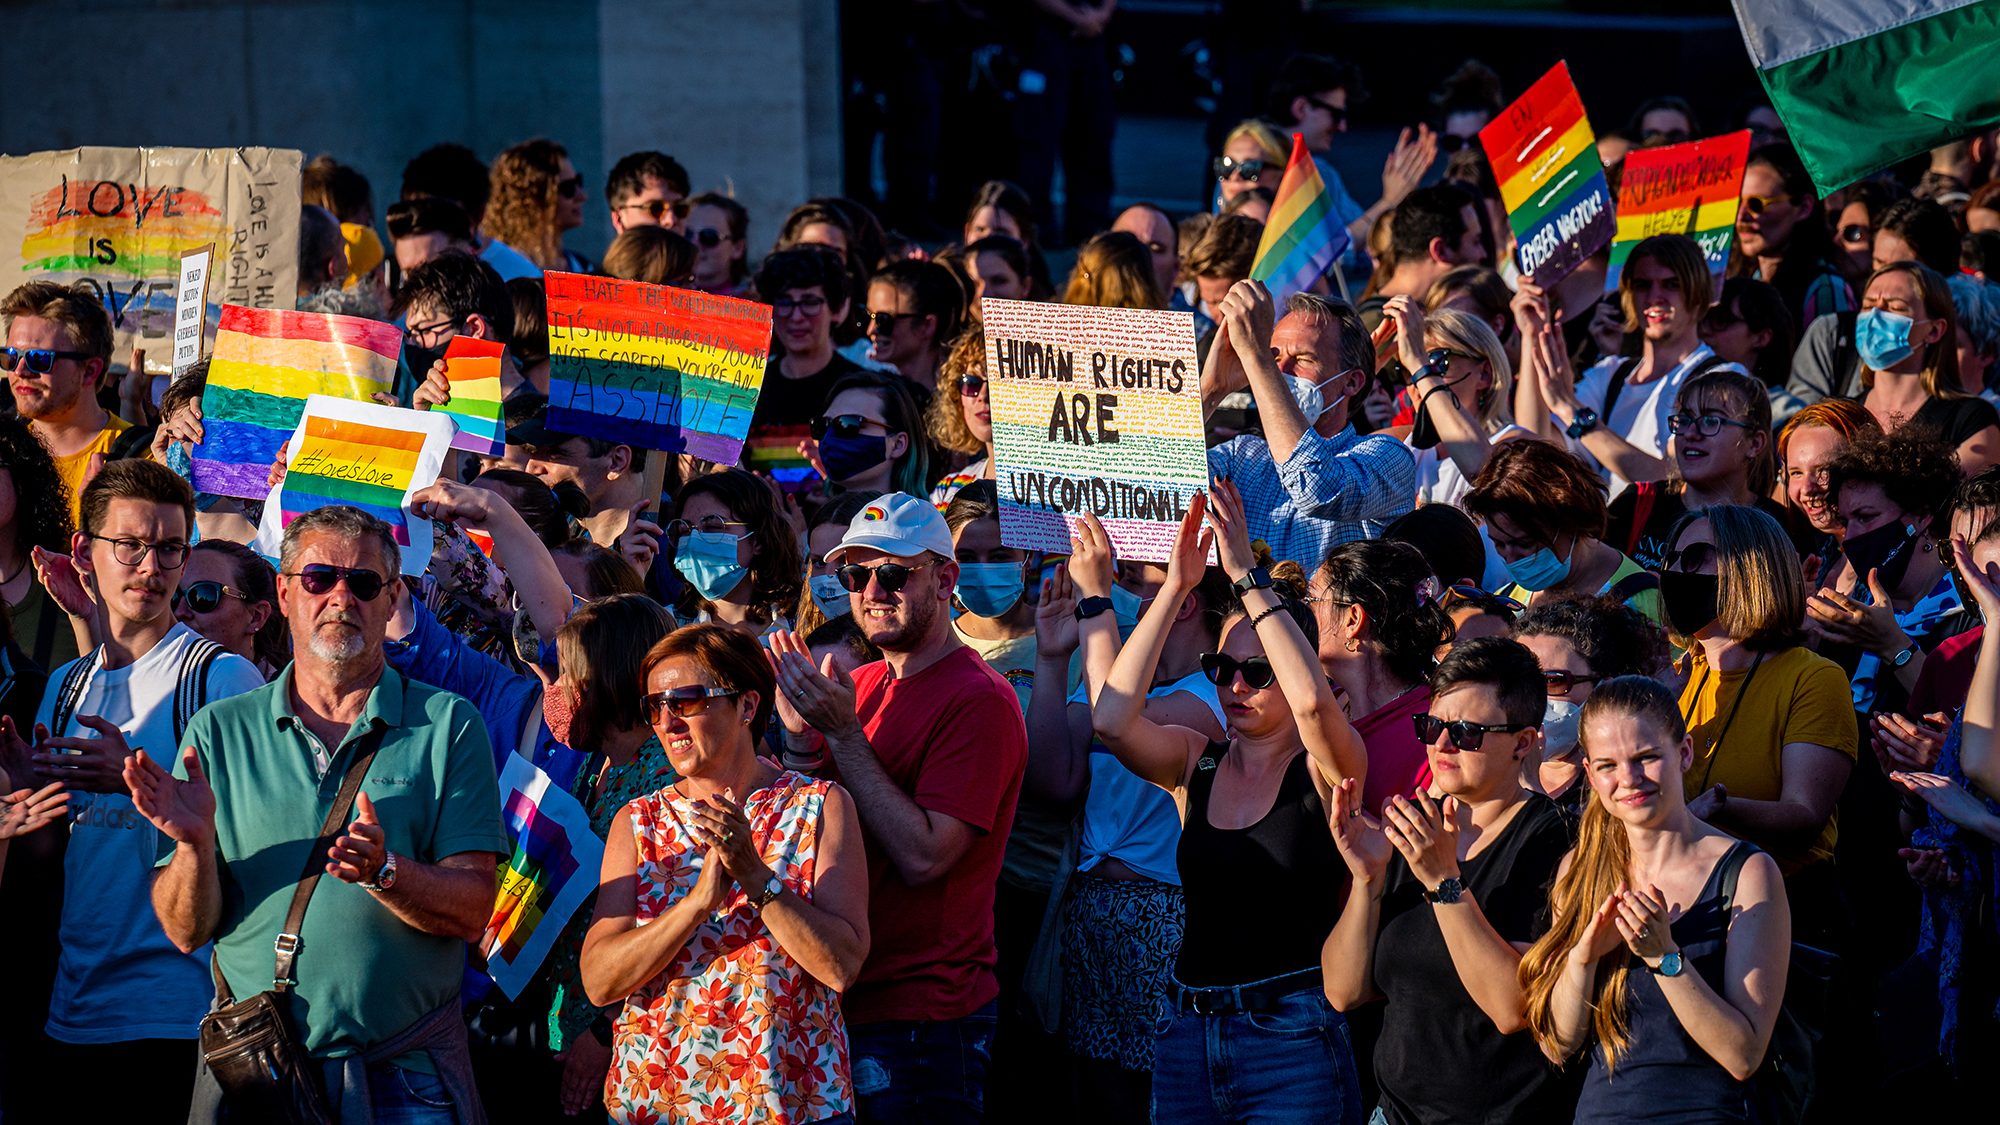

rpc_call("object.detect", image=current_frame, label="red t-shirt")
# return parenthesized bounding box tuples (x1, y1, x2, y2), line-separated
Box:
(1909, 624, 1984, 718)
(839, 645, 1027, 1024)
(1353, 684, 1435, 812)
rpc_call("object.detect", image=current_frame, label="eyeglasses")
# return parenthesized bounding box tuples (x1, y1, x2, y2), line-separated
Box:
(88, 535, 189, 569)
(284, 563, 388, 601)
(1413, 713, 1533, 751)
(835, 560, 930, 594)
(812, 413, 889, 441)
(1838, 223, 1873, 247)
(1200, 652, 1276, 690)
(1, 347, 92, 376)
(665, 516, 750, 542)
(403, 317, 461, 346)
(1543, 670, 1603, 698)
(1438, 134, 1471, 154)
(773, 295, 828, 318)
(1213, 156, 1266, 183)
(643, 685, 739, 722)
(689, 227, 726, 249)
(1668, 411, 1755, 438)
(957, 373, 988, 397)
(1303, 94, 1348, 126)
(1442, 583, 1523, 617)
(558, 174, 585, 199)
(173, 580, 250, 614)
(868, 311, 919, 334)
(1740, 192, 1790, 216)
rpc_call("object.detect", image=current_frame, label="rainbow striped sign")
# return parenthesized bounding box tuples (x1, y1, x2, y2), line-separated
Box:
(1250, 132, 1352, 308)
(437, 335, 508, 456)
(1606, 131, 1753, 291)
(481, 750, 604, 999)
(543, 271, 772, 462)
(251, 396, 458, 574)
(1480, 61, 1614, 285)
(192, 305, 401, 499)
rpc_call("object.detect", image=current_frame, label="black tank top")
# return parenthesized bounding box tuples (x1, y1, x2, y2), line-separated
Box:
(1175, 740, 1345, 987)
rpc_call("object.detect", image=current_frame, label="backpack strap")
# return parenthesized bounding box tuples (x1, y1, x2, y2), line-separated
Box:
(1624, 481, 1660, 555)
(1601, 357, 1639, 424)
(172, 639, 226, 747)
(48, 650, 103, 738)
(1604, 568, 1661, 605)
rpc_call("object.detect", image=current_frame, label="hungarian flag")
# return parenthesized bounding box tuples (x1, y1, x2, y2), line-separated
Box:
(1250, 133, 1351, 308)
(1734, 0, 2000, 192)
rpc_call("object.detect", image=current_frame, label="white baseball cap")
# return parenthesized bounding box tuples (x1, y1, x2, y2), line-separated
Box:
(825, 492, 955, 564)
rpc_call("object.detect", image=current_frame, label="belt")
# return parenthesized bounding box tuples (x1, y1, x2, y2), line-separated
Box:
(1169, 969, 1320, 1016)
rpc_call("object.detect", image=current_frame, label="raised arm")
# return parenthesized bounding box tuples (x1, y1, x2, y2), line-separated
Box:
(411, 479, 574, 644)
(1386, 296, 1497, 482)
(1952, 537, 2000, 793)
(1222, 281, 1312, 465)
(1082, 509, 1210, 792)
(1540, 345, 1672, 484)
(1511, 284, 1559, 442)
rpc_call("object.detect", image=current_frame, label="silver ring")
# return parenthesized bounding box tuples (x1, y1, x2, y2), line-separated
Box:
(1637, 925, 1651, 941)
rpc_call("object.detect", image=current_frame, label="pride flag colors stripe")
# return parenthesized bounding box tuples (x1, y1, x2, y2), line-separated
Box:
(1479, 61, 1614, 286)
(438, 336, 507, 456)
(1250, 133, 1351, 308)
(278, 414, 426, 542)
(481, 752, 604, 999)
(191, 305, 400, 499)
(1606, 131, 1753, 290)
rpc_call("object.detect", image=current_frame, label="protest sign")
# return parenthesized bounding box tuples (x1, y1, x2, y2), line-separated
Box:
(543, 271, 772, 463)
(1606, 131, 1753, 290)
(170, 244, 213, 380)
(981, 298, 1210, 564)
(0, 146, 301, 367)
(481, 751, 607, 999)
(252, 395, 458, 575)
(1480, 62, 1614, 286)
(436, 335, 508, 456)
(192, 305, 402, 499)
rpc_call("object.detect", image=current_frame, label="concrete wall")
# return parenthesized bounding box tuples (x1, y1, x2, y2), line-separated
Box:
(0, 0, 839, 267)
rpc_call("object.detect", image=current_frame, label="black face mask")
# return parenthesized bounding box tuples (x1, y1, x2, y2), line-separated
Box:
(1842, 519, 1921, 590)
(1658, 570, 1721, 637)
(404, 340, 449, 384)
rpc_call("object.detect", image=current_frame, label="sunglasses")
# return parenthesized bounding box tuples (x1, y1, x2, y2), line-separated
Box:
(1838, 223, 1873, 247)
(1213, 156, 1266, 182)
(1200, 652, 1276, 690)
(2, 346, 92, 376)
(689, 227, 726, 249)
(173, 580, 250, 614)
(773, 295, 828, 318)
(1660, 541, 1718, 575)
(1740, 192, 1790, 216)
(1699, 305, 1743, 332)
(1543, 670, 1603, 698)
(643, 685, 739, 722)
(868, 311, 919, 334)
(558, 174, 585, 199)
(1443, 583, 1523, 616)
(1413, 713, 1533, 751)
(836, 560, 930, 594)
(1438, 134, 1471, 154)
(88, 534, 189, 569)
(619, 198, 682, 221)
(285, 563, 388, 601)
(812, 413, 888, 441)
(1303, 94, 1348, 126)
(1668, 411, 1754, 438)
(957, 373, 988, 397)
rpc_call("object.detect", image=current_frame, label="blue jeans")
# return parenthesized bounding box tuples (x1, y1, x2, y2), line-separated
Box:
(848, 1001, 997, 1124)
(1151, 985, 1364, 1124)
(366, 1066, 455, 1125)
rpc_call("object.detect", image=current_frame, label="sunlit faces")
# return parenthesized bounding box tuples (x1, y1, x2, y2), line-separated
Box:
(1626, 255, 1692, 343)
(1736, 164, 1804, 259)
(839, 546, 952, 653)
(676, 491, 754, 570)
(1422, 682, 1534, 797)
(555, 156, 585, 232)
(646, 655, 757, 773)
(1871, 228, 1918, 274)
(5, 315, 98, 422)
(971, 250, 1028, 308)
(277, 530, 395, 665)
(1859, 269, 1946, 359)
(795, 222, 849, 262)
(1834, 480, 1912, 543)
(393, 230, 471, 277)
(1519, 634, 1599, 708)
(686, 202, 745, 290)
(1671, 392, 1763, 488)
(611, 175, 684, 234)
(866, 280, 931, 368)
(1481, 512, 1560, 566)
(77, 498, 187, 627)
(1112, 205, 1178, 295)
(1212, 614, 1286, 735)
(176, 549, 269, 660)
(958, 358, 992, 445)
(1582, 711, 1693, 825)
(820, 387, 907, 490)
(1783, 425, 1847, 535)
(1219, 135, 1282, 203)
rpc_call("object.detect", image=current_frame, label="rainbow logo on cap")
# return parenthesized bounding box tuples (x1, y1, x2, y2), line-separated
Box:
(862, 504, 888, 522)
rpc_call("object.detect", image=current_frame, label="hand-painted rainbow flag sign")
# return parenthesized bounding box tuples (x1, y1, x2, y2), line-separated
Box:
(1606, 131, 1753, 291)
(1480, 61, 1615, 286)
(437, 335, 507, 456)
(192, 305, 400, 499)
(481, 750, 605, 1000)
(250, 395, 458, 574)
(1249, 132, 1352, 308)
(543, 271, 773, 463)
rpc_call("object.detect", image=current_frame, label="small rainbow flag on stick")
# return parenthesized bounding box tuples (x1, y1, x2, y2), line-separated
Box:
(436, 336, 507, 456)
(1250, 133, 1352, 309)
(481, 751, 605, 999)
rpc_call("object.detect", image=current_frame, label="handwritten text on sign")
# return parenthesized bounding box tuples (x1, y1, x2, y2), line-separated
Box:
(543, 271, 772, 464)
(982, 298, 1211, 563)
(1606, 131, 1753, 291)
(1480, 62, 1613, 286)
(171, 245, 211, 378)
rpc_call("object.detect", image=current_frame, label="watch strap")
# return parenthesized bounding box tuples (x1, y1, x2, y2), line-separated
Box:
(1232, 567, 1273, 594)
(1075, 596, 1114, 621)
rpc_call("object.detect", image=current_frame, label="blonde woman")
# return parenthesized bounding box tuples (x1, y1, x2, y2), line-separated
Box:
(928, 328, 994, 507)
(1214, 120, 1287, 208)
(1382, 297, 1520, 505)
(485, 138, 590, 272)
(1063, 231, 1167, 310)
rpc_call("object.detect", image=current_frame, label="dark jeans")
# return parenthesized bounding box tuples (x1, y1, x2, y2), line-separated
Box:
(45, 1037, 197, 1125)
(849, 1001, 998, 1124)
(1151, 985, 1364, 1125)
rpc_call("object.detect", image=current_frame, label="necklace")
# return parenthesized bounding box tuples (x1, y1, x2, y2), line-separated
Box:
(0, 552, 25, 591)
(1687, 650, 1767, 794)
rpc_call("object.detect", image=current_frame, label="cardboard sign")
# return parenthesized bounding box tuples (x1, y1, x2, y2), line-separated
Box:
(981, 298, 1211, 564)
(1480, 62, 1614, 285)
(437, 335, 508, 456)
(0, 146, 300, 365)
(192, 305, 402, 499)
(252, 395, 458, 575)
(542, 271, 772, 462)
(170, 244, 213, 380)
(1606, 131, 1754, 291)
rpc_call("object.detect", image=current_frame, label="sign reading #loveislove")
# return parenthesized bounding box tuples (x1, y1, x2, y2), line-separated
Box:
(1481, 61, 1615, 286)
(542, 271, 773, 464)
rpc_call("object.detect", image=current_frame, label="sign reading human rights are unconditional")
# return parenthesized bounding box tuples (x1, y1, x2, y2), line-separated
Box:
(981, 298, 1210, 564)
(542, 271, 772, 464)
(1480, 61, 1614, 286)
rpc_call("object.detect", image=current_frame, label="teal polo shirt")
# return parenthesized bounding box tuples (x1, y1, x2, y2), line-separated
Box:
(163, 666, 506, 1061)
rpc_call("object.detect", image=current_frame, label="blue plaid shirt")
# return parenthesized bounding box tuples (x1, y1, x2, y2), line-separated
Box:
(1208, 425, 1416, 568)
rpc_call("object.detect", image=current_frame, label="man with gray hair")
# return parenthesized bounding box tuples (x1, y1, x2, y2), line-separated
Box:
(1205, 281, 1416, 567)
(129, 504, 505, 1123)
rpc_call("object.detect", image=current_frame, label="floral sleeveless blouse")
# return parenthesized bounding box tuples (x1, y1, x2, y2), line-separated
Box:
(607, 771, 851, 1124)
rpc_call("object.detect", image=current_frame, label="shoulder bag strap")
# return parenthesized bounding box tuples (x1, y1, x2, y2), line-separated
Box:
(1604, 567, 1660, 604)
(269, 727, 386, 994)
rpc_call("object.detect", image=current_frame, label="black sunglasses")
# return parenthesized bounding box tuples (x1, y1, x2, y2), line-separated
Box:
(836, 560, 930, 594)
(643, 685, 739, 722)
(1413, 713, 1533, 751)
(285, 563, 388, 601)
(619, 198, 681, 221)
(1213, 156, 1266, 182)
(1443, 583, 1523, 617)
(1438, 134, 1471, 154)
(1660, 541, 1718, 575)
(812, 413, 887, 441)
(173, 580, 250, 615)
(558, 174, 585, 199)
(1543, 670, 1603, 698)
(957, 373, 987, 397)
(1, 346, 92, 376)
(1200, 652, 1276, 690)
(1668, 411, 1754, 439)
(1837, 223, 1873, 247)
(689, 227, 726, 249)
(868, 311, 919, 334)
(1304, 94, 1348, 125)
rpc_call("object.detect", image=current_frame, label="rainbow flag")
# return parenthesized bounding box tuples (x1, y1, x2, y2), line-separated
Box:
(481, 750, 605, 999)
(1606, 131, 1752, 291)
(1480, 61, 1614, 286)
(1250, 133, 1351, 308)
(192, 305, 400, 499)
(436, 336, 507, 456)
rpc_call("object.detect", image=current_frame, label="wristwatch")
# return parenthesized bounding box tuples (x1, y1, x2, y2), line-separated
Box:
(752, 874, 784, 911)
(1652, 950, 1685, 977)
(363, 850, 399, 893)
(1422, 876, 1464, 905)
(1565, 408, 1600, 439)
(1890, 641, 1921, 668)
(1074, 596, 1114, 621)
(1232, 567, 1274, 595)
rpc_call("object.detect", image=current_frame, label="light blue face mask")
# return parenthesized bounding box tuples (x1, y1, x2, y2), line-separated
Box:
(1542, 697, 1582, 757)
(809, 573, 851, 619)
(1505, 539, 1573, 592)
(954, 561, 1028, 619)
(1855, 307, 1923, 372)
(672, 529, 750, 601)
(1110, 582, 1155, 641)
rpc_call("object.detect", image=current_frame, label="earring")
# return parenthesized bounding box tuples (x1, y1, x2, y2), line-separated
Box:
(1344, 637, 1360, 653)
